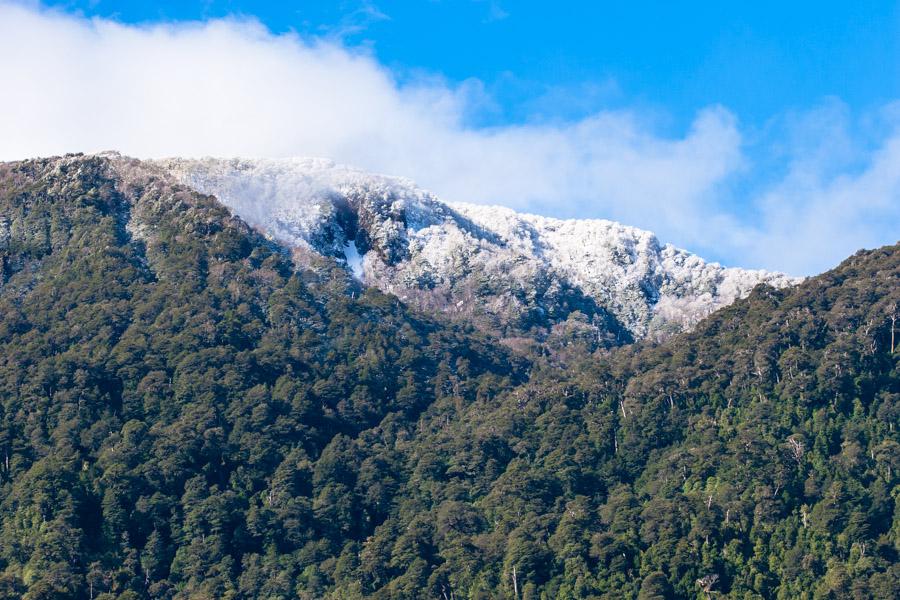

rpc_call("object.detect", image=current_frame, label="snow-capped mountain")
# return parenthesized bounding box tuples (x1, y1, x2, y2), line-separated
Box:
(156, 157, 800, 342)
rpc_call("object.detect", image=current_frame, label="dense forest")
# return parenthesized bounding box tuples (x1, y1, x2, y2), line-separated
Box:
(0, 154, 897, 599)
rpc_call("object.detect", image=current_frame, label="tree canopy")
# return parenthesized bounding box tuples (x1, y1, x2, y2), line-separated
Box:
(0, 155, 896, 599)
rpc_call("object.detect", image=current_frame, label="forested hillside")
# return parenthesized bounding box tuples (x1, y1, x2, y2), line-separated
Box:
(0, 154, 896, 599)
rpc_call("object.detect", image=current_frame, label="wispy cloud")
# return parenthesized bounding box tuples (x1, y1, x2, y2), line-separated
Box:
(732, 101, 900, 273)
(0, 2, 896, 275)
(318, 1, 390, 41)
(480, 1, 509, 23)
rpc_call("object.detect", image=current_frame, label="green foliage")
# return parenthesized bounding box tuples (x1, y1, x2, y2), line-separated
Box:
(0, 155, 897, 599)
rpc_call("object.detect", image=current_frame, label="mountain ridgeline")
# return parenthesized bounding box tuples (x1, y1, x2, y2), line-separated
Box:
(0, 153, 896, 599)
(158, 157, 799, 346)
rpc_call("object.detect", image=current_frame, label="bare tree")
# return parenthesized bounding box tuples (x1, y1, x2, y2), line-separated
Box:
(875, 440, 900, 480)
(787, 436, 805, 466)
(696, 574, 719, 599)
(889, 302, 898, 354)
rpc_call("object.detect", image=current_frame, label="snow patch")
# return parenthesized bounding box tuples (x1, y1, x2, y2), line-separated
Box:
(343, 240, 365, 280)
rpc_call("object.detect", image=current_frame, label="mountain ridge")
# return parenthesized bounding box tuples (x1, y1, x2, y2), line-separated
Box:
(154, 155, 800, 343)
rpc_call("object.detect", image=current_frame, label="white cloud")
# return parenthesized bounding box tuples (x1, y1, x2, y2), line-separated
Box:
(736, 104, 900, 273)
(0, 2, 896, 275)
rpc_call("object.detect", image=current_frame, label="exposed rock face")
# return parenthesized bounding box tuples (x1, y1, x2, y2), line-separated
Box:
(157, 156, 800, 342)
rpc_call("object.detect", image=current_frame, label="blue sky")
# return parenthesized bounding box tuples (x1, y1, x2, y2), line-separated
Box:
(43, 1, 900, 128)
(2, 1, 900, 273)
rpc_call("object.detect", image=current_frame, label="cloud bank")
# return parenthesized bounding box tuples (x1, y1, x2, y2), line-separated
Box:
(0, 2, 897, 274)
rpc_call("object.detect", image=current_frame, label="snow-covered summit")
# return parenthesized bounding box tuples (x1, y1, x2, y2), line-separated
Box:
(160, 157, 446, 256)
(449, 203, 798, 337)
(156, 157, 800, 341)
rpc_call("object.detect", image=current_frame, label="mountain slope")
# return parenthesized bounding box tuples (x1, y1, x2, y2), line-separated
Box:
(157, 157, 798, 342)
(374, 243, 899, 599)
(0, 154, 519, 599)
(0, 153, 895, 600)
